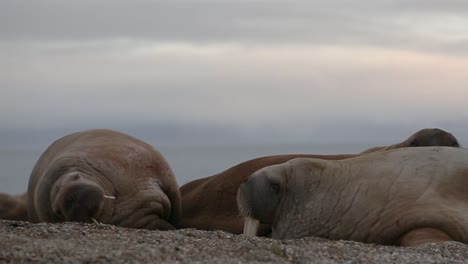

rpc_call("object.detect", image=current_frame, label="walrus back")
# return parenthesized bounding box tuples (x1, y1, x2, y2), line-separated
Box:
(246, 147, 468, 244)
(0, 193, 28, 221)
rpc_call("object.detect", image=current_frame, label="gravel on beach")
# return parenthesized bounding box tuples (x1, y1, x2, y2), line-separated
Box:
(1, 220, 468, 263)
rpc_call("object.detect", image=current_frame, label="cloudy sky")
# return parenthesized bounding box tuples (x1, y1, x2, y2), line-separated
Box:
(2, 0, 468, 144)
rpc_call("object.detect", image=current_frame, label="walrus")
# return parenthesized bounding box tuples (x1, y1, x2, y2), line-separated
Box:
(361, 128, 459, 153)
(0, 193, 28, 221)
(178, 154, 357, 235)
(238, 147, 468, 246)
(27, 129, 181, 230)
(179, 128, 460, 235)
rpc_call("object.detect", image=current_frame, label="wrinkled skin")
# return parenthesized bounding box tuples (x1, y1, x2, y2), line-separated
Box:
(361, 128, 459, 153)
(238, 147, 468, 246)
(27, 129, 181, 230)
(0, 193, 28, 221)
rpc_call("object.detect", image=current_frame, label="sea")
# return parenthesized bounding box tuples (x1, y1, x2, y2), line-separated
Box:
(0, 141, 371, 195)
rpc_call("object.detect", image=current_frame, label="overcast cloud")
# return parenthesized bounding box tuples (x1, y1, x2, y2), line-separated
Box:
(2, 1, 468, 51)
(2, 0, 468, 144)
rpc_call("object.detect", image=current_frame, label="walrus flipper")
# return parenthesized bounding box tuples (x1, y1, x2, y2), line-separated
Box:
(0, 193, 29, 221)
(399, 228, 453, 247)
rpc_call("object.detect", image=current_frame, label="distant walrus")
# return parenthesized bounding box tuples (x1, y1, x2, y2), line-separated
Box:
(179, 128, 460, 235)
(178, 154, 356, 235)
(0, 193, 28, 221)
(361, 128, 459, 153)
(238, 147, 468, 246)
(27, 129, 181, 230)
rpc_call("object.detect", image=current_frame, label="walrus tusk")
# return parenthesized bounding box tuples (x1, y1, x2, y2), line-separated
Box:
(243, 216, 260, 236)
(103, 195, 115, 200)
(91, 218, 100, 225)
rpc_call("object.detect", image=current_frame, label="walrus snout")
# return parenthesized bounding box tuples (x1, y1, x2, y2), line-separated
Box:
(59, 183, 104, 222)
(237, 166, 283, 225)
(51, 174, 105, 223)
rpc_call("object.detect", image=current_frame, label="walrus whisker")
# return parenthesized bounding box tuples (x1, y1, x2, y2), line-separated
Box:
(238, 205, 253, 218)
(237, 194, 253, 218)
(103, 195, 115, 200)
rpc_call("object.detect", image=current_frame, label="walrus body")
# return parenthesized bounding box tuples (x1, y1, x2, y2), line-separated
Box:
(0, 193, 28, 221)
(178, 154, 356, 235)
(179, 128, 459, 235)
(238, 147, 468, 246)
(361, 128, 459, 153)
(27, 129, 181, 230)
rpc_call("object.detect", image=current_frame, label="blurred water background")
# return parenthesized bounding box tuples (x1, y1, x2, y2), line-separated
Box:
(1, 124, 466, 194)
(0, 135, 370, 194)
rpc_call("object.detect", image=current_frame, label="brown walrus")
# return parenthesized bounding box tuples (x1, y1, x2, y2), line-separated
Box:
(27, 129, 181, 230)
(238, 147, 468, 246)
(179, 128, 460, 235)
(361, 128, 459, 153)
(0, 193, 28, 221)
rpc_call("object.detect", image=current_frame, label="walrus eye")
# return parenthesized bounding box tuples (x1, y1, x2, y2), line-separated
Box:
(410, 139, 419, 146)
(270, 182, 280, 193)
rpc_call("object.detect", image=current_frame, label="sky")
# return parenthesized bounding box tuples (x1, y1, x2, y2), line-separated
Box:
(2, 0, 468, 145)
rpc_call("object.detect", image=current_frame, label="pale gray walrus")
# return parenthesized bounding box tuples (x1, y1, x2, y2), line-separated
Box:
(238, 146, 468, 246)
(361, 128, 459, 153)
(26, 129, 181, 230)
(178, 128, 460, 235)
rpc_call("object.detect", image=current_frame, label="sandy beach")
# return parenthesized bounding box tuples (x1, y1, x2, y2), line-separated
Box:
(1, 220, 468, 263)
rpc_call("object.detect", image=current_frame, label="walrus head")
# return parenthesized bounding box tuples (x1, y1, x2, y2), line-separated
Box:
(360, 128, 460, 154)
(27, 129, 180, 230)
(237, 164, 284, 234)
(50, 172, 106, 222)
(238, 149, 468, 246)
(405, 128, 459, 148)
(237, 158, 324, 238)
